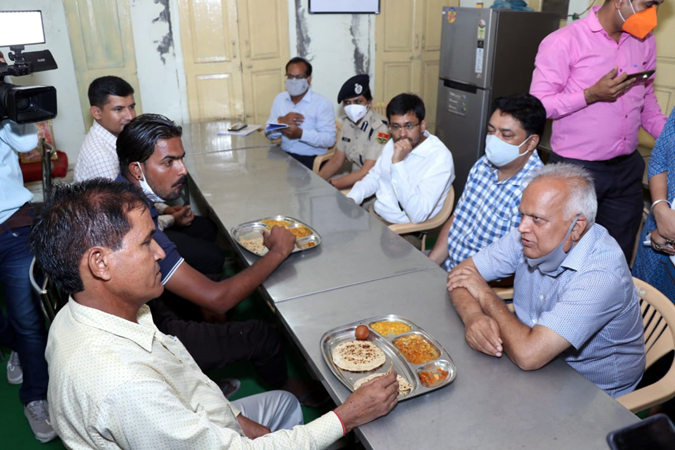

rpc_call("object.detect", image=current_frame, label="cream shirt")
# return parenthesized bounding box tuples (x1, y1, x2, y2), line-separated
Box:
(46, 300, 343, 449)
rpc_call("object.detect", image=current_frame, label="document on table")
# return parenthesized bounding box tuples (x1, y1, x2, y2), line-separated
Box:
(217, 125, 261, 136)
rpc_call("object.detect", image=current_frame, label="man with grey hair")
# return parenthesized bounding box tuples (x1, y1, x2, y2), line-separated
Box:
(447, 163, 645, 397)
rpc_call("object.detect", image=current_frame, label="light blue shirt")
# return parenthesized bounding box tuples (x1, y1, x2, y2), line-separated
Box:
(473, 225, 646, 398)
(266, 89, 336, 156)
(0, 120, 37, 224)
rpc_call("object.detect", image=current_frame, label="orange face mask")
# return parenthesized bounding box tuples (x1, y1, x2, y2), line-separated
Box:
(620, 2, 658, 40)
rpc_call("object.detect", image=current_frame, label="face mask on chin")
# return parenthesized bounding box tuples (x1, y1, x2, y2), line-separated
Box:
(286, 78, 309, 97)
(344, 104, 368, 123)
(526, 216, 579, 274)
(619, 1, 658, 39)
(484, 134, 532, 168)
(136, 162, 164, 203)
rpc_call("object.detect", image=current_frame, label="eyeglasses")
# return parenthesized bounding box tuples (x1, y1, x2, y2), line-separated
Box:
(286, 74, 307, 80)
(389, 122, 420, 132)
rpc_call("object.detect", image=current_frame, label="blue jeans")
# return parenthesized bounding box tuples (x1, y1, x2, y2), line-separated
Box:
(0, 225, 48, 404)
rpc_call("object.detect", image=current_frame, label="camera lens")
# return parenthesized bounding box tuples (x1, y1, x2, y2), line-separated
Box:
(16, 96, 32, 112)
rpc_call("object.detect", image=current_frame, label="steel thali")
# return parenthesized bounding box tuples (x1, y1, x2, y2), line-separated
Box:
(321, 314, 457, 401)
(231, 215, 321, 256)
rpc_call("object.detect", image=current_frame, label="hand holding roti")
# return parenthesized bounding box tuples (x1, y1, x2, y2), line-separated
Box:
(333, 371, 399, 433)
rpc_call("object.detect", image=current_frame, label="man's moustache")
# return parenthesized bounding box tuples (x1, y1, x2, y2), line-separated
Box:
(172, 176, 187, 188)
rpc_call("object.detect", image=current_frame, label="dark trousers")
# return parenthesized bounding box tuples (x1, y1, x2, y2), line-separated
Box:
(549, 150, 645, 262)
(148, 295, 288, 388)
(287, 152, 316, 170)
(0, 225, 48, 404)
(164, 215, 225, 276)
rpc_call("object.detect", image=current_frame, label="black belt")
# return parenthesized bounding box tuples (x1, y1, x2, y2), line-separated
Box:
(552, 150, 637, 167)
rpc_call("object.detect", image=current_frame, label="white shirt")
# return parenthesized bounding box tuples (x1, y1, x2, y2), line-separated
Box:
(266, 89, 336, 156)
(74, 121, 119, 182)
(46, 300, 344, 449)
(0, 121, 37, 224)
(348, 132, 455, 224)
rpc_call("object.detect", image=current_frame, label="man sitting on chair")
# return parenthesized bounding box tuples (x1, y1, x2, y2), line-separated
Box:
(429, 94, 545, 270)
(347, 93, 455, 225)
(447, 163, 645, 397)
(29, 180, 399, 448)
(265, 57, 336, 170)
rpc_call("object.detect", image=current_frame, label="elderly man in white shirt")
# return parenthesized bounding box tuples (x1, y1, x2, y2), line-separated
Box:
(30, 179, 399, 449)
(348, 93, 454, 224)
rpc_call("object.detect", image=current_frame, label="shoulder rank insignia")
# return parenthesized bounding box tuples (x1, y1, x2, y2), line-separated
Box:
(376, 131, 390, 144)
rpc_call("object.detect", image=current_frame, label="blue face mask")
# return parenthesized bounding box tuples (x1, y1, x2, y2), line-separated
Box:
(526, 216, 578, 274)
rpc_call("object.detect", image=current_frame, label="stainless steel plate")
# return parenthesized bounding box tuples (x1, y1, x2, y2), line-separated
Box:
(231, 215, 321, 256)
(320, 314, 457, 401)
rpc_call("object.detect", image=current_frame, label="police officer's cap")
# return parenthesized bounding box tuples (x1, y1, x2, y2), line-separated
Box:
(337, 74, 370, 103)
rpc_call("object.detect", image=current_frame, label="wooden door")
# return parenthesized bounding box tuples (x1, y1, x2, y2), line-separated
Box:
(237, 0, 290, 125)
(375, 0, 421, 113)
(178, 0, 245, 121)
(63, 0, 142, 130)
(375, 0, 458, 133)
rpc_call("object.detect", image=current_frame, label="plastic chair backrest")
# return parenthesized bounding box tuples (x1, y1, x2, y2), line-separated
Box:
(28, 257, 61, 322)
(616, 278, 675, 413)
(312, 120, 342, 173)
(387, 185, 456, 235)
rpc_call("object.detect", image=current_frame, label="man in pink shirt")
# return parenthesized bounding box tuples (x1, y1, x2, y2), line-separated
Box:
(530, 0, 667, 261)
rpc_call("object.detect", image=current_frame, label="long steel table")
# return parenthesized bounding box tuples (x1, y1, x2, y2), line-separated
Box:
(181, 124, 640, 448)
(184, 147, 438, 303)
(181, 120, 272, 155)
(275, 268, 639, 449)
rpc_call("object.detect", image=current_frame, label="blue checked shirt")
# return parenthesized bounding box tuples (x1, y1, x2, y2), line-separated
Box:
(444, 152, 543, 271)
(473, 225, 646, 398)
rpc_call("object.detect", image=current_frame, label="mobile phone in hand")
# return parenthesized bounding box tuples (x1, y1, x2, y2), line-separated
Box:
(625, 69, 655, 81)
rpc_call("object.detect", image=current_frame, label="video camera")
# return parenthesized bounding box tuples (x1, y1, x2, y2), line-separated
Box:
(0, 10, 57, 124)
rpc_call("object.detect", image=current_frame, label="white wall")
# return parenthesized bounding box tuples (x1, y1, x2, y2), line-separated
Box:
(288, 0, 376, 115)
(128, 0, 190, 125)
(1, 1, 85, 162)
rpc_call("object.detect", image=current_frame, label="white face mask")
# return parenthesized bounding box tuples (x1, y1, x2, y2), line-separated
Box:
(286, 78, 309, 97)
(526, 216, 578, 274)
(344, 104, 368, 124)
(136, 162, 164, 203)
(485, 134, 532, 167)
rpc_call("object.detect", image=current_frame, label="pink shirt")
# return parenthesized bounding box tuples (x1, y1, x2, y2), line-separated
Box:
(530, 6, 666, 161)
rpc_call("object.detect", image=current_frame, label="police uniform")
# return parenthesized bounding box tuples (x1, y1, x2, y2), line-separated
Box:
(338, 108, 390, 172)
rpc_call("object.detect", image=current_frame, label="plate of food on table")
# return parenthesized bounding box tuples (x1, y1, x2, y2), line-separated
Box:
(321, 315, 456, 400)
(231, 215, 321, 256)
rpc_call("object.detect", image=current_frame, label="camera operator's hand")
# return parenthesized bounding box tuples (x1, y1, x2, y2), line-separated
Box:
(333, 371, 399, 433)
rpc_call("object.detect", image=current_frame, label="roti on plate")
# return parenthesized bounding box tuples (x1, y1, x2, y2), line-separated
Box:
(353, 373, 412, 397)
(332, 340, 386, 372)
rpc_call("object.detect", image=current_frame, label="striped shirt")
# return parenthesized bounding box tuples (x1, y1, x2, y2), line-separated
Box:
(473, 225, 646, 398)
(444, 152, 543, 271)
